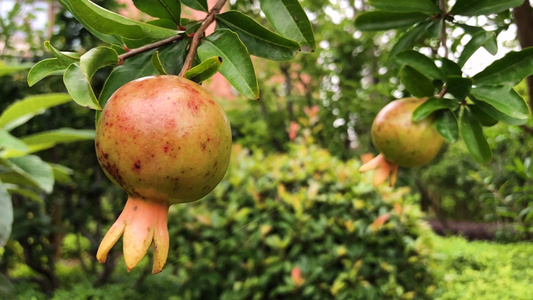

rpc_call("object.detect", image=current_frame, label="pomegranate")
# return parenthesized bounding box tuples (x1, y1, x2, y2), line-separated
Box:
(360, 97, 444, 186)
(94, 75, 232, 273)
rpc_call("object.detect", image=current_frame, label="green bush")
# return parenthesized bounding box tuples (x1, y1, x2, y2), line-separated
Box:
(9, 143, 434, 299)
(431, 235, 533, 300)
(157, 143, 434, 299)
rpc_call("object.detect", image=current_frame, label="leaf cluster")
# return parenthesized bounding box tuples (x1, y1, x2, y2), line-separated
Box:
(355, 0, 532, 164)
(28, 0, 316, 109)
(0, 64, 95, 249)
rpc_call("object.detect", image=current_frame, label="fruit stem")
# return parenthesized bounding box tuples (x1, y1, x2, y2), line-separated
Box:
(178, 0, 228, 77)
(96, 197, 170, 274)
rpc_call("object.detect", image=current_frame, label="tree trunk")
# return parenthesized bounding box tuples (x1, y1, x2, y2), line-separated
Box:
(427, 220, 514, 240)
(19, 238, 59, 293)
(280, 64, 295, 121)
(513, 2, 533, 110)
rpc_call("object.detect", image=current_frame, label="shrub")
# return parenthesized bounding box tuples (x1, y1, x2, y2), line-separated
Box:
(419, 121, 533, 241)
(156, 143, 434, 299)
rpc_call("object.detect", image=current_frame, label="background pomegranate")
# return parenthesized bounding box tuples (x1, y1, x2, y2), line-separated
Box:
(360, 97, 444, 186)
(95, 75, 232, 273)
(372, 97, 444, 167)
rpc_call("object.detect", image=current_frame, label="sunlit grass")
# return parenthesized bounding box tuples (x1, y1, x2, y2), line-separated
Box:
(431, 235, 533, 300)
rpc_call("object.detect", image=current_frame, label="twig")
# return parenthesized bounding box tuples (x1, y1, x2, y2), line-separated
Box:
(437, 86, 447, 98)
(520, 125, 533, 134)
(178, 0, 228, 76)
(118, 35, 184, 64)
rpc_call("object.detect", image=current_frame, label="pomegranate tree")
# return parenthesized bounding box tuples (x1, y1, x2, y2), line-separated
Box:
(360, 97, 444, 186)
(95, 75, 232, 273)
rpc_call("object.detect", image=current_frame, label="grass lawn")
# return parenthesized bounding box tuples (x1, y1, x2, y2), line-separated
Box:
(431, 235, 533, 300)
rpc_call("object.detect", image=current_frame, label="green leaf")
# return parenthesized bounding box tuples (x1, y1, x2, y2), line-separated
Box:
(446, 76, 472, 100)
(355, 12, 428, 31)
(472, 98, 529, 126)
(439, 58, 462, 77)
(198, 29, 259, 99)
(456, 23, 484, 35)
(182, 18, 202, 34)
(58, 0, 123, 44)
(0, 61, 33, 77)
(450, 0, 524, 16)
(181, 0, 208, 12)
(63, 63, 101, 110)
(98, 40, 188, 111)
(186, 56, 223, 83)
(2, 129, 95, 158)
(4, 184, 44, 205)
(470, 86, 530, 120)
(68, 0, 179, 40)
(0, 129, 28, 152)
(260, 0, 316, 52)
(154, 41, 190, 75)
(216, 11, 301, 61)
(390, 22, 429, 57)
(151, 51, 168, 75)
(425, 18, 442, 39)
(98, 52, 156, 113)
(146, 18, 178, 30)
(44, 41, 80, 66)
(473, 47, 533, 86)
(460, 109, 492, 164)
(0, 181, 13, 247)
(0, 273, 15, 299)
(27, 58, 66, 87)
(393, 50, 444, 80)
(399, 65, 435, 98)
(369, 0, 440, 15)
(470, 104, 498, 126)
(80, 47, 119, 81)
(133, 0, 180, 24)
(0, 93, 72, 131)
(412, 97, 459, 121)
(458, 31, 496, 67)
(435, 110, 459, 143)
(3, 155, 54, 193)
(483, 33, 498, 55)
(50, 164, 74, 185)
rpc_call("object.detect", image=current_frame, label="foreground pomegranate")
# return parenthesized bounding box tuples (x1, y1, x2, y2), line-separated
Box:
(360, 97, 444, 186)
(95, 75, 232, 273)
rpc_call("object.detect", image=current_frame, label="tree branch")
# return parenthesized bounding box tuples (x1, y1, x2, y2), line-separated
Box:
(178, 0, 228, 76)
(439, 0, 449, 58)
(113, 0, 227, 73)
(513, 1, 533, 114)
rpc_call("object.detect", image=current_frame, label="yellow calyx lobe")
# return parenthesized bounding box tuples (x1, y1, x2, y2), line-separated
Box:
(96, 197, 170, 274)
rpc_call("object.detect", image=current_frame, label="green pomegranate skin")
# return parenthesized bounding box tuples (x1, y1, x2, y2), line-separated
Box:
(95, 75, 232, 204)
(371, 97, 444, 167)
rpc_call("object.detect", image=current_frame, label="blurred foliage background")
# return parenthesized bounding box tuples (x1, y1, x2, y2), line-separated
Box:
(0, 0, 532, 299)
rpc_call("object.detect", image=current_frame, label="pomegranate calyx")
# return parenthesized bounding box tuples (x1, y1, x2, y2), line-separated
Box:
(96, 197, 170, 274)
(359, 153, 399, 187)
